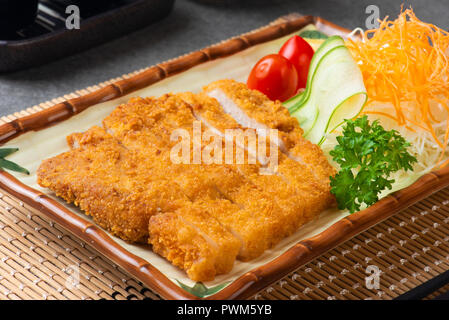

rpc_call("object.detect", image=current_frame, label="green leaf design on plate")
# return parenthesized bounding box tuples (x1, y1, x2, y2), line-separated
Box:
(0, 148, 29, 175)
(298, 30, 329, 39)
(176, 280, 231, 298)
(0, 148, 18, 158)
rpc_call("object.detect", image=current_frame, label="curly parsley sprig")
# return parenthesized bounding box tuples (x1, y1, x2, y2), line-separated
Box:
(329, 116, 417, 213)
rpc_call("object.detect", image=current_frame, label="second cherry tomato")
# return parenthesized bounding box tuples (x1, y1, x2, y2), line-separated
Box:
(247, 54, 298, 102)
(279, 35, 314, 90)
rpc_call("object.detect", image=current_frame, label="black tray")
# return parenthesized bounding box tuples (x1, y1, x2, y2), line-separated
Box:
(0, 0, 175, 73)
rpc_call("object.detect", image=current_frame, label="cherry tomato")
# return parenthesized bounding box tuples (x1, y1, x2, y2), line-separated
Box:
(278, 35, 314, 90)
(247, 54, 298, 102)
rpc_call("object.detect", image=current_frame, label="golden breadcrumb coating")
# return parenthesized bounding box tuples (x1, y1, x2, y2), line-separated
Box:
(149, 201, 240, 281)
(203, 79, 337, 184)
(149, 212, 217, 281)
(180, 91, 334, 222)
(103, 95, 293, 259)
(37, 126, 188, 243)
(204, 80, 303, 136)
(38, 83, 337, 281)
(38, 126, 242, 281)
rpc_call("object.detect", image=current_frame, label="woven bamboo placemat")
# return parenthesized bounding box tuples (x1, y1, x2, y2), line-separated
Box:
(0, 185, 448, 300)
(253, 191, 449, 300)
(1, 14, 448, 300)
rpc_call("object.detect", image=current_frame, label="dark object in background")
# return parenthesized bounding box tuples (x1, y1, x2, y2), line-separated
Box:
(0, 0, 39, 39)
(0, 0, 175, 73)
(54, 0, 128, 18)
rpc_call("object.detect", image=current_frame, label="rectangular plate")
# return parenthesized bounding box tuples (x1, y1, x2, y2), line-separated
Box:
(1, 14, 449, 300)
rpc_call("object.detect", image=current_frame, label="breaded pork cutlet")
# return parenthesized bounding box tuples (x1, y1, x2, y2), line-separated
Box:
(180, 92, 335, 221)
(38, 84, 337, 281)
(37, 126, 187, 242)
(103, 95, 295, 259)
(38, 126, 241, 281)
(203, 79, 337, 185)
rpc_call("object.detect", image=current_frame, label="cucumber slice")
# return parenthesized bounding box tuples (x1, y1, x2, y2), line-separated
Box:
(285, 36, 367, 145)
(304, 45, 367, 144)
(284, 36, 345, 113)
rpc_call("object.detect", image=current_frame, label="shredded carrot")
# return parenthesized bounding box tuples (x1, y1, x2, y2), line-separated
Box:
(347, 8, 449, 160)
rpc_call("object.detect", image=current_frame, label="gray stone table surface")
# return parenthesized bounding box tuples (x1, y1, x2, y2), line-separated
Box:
(0, 0, 447, 115)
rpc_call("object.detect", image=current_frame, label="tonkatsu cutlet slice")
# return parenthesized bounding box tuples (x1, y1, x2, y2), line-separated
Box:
(37, 126, 187, 243)
(103, 95, 291, 259)
(149, 200, 241, 281)
(179, 92, 334, 220)
(202, 79, 337, 184)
